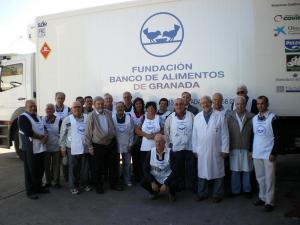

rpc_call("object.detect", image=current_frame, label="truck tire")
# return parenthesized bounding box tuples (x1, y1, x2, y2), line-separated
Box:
(13, 128, 23, 160)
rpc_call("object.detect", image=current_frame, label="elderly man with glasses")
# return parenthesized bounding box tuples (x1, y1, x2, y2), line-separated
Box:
(231, 85, 258, 114)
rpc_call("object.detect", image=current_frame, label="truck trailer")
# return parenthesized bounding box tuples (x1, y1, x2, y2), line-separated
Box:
(0, 0, 299, 157)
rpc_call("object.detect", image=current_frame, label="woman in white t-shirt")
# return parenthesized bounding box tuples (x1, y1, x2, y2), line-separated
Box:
(135, 101, 162, 173)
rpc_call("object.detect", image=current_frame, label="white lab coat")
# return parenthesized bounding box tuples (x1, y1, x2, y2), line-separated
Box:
(192, 111, 229, 180)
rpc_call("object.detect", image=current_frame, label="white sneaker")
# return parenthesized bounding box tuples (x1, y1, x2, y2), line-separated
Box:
(84, 185, 92, 192)
(126, 183, 132, 187)
(70, 188, 79, 195)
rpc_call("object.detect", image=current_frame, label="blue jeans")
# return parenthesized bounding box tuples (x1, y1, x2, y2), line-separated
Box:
(198, 177, 224, 198)
(231, 171, 251, 194)
(121, 152, 131, 184)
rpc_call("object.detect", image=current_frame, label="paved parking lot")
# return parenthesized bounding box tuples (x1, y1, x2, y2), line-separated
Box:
(0, 148, 299, 225)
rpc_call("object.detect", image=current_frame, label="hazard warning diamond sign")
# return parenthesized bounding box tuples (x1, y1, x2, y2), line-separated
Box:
(40, 42, 51, 59)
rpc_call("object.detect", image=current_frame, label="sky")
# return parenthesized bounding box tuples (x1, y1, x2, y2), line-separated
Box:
(0, 0, 130, 54)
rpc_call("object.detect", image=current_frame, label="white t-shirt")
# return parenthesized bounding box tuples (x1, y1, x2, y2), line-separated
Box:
(140, 115, 161, 151)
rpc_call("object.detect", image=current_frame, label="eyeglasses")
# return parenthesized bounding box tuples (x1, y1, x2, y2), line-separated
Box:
(237, 91, 245, 94)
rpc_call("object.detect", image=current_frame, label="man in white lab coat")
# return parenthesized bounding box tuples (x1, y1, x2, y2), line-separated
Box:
(192, 95, 229, 203)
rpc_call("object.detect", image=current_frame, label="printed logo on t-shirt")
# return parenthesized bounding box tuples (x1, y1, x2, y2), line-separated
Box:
(256, 125, 266, 136)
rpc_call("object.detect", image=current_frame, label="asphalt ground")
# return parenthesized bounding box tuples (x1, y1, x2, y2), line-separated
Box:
(0, 148, 299, 225)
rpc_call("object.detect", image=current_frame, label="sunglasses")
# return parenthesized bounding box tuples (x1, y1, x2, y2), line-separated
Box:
(237, 91, 245, 94)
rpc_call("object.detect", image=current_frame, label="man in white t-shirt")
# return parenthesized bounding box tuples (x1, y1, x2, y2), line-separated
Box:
(165, 98, 196, 192)
(252, 96, 279, 212)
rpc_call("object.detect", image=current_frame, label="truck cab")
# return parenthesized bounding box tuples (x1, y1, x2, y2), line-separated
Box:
(0, 53, 35, 157)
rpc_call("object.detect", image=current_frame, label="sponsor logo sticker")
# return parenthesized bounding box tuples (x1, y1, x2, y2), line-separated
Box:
(286, 54, 300, 71)
(285, 39, 300, 53)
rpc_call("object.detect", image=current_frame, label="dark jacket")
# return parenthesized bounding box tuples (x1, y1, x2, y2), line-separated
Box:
(187, 104, 199, 115)
(18, 112, 38, 151)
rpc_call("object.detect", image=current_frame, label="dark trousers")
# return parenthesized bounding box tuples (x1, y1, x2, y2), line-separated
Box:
(67, 149, 89, 189)
(44, 151, 60, 185)
(139, 151, 148, 174)
(131, 138, 142, 182)
(62, 150, 69, 182)
(23, 150, 45, 195)
(86, 153, 94, 185)
(172, 150, 197, 192)
(198, 177, 224, 198)
(92, 141, 119, 188)
(141, 175, 176, 196)
(224, 157, 231, 195)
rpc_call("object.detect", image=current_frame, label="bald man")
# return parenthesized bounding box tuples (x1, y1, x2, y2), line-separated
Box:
(227, 96, 254, 198)
(164, 98, 197, 193)
(141, 134, 177, 202)
(18, 100, 49, 200)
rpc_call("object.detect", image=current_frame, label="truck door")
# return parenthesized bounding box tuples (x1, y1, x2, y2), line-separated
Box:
(0, 58, 27, 121)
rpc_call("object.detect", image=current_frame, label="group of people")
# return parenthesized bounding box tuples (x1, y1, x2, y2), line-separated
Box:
(18, 85, 279, 213)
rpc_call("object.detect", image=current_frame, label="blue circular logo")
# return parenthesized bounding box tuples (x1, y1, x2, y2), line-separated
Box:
(140, 12, 184, 57)
(256, 125, 266, 136)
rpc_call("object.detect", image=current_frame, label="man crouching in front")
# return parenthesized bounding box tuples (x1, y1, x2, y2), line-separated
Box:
(141, 134, 177, 202)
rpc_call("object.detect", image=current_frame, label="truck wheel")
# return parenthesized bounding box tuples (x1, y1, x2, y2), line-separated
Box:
(13, 129, 23, 160)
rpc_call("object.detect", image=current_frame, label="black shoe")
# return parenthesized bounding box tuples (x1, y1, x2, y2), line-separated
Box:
(148, 193, 159, 200)
(96, 186, 104, 194)
(228, 192, 240, 198)
(54, 183, 61, 189)
(27, 194, 39, 200)
(44, 183, 52, 188)
(37, 188, 50, 194)
(213, 197, 223, 203)
(244, 192, 253, 199)
(110, 184, 124, 191)
(168, 193, 176, 203)
(254, 198, 265, 206)
(195, 195, 207, 202)
(264, 204, 274, 212)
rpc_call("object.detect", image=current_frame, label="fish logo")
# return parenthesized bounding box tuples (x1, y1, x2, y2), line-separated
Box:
(140, 12, 184, 57)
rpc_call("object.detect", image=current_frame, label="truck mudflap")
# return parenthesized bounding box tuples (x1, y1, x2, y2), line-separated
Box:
(9, 107, 26, 159)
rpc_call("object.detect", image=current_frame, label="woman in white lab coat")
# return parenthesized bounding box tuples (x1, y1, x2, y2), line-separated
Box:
(192, 95, 229, 203)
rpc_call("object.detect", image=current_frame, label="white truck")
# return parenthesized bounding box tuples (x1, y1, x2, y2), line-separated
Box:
(0, 0, 300, 157)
